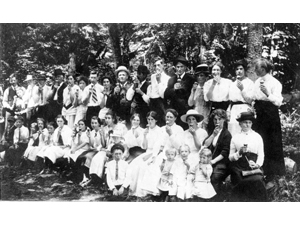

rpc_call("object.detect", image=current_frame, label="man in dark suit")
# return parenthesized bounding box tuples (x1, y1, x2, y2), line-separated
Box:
(47, 69, 67, 122)
(126, 65, 150, 128)
(164, 56, 195, 129)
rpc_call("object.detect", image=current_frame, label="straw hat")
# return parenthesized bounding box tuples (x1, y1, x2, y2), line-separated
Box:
(115, 66, 130, 76)
(24, 75, 34, 82)
(181, 109, 204, 123)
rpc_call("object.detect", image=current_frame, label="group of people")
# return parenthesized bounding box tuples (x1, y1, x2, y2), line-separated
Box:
(0, 56, 285, 201)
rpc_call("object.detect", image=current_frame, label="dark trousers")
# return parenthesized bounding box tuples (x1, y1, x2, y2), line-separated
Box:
(5, 143, 28, 166)
(86, 106, 101, 128)
(211, 163, 229, 193)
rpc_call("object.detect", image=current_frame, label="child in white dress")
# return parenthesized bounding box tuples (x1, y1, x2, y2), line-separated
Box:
(189, 148, 216, 201)
(157, 148, 177, 201)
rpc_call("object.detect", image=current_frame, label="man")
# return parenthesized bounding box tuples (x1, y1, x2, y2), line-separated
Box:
(111, 66, 132, 128)
(33, 74, 52, 121)
(3, 74, 26, 128)
(47, 69, 67, 122)
(82, 71, 104, 127)
(126, 65, 150, 128)
(0, 116, 16, 162)
(164, 56, 195, 129)
(23, 74, 36, 126)
(146, 57, 170, 126)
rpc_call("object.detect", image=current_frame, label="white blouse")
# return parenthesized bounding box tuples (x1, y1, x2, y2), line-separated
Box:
(144, 125, 164, 155)
(229, 77, 254, 103)
(161, 123, 184, 152)
(251, 74, 283, 107)
(229, 129, 264, 167)
(106, 159, 130, 190)
(203, 78, 232, 102)
(124, 126, 144, 149)
(181, 128, 208, 153)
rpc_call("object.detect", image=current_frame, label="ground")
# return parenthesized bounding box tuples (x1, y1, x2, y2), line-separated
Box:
(1, 162, 299, 202)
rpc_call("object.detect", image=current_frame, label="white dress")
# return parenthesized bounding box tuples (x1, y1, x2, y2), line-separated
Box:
(36, 132, 54, 159)
(62, 85, 80, 129)
(64, 130, 90, 162)
(74, 89, 88, 124)
(23, 128, 49, 161)
(43, 125, 72, 163)
(191, 164, 216, 199)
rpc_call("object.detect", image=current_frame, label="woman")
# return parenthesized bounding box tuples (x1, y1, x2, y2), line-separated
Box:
(123, 113, 145, 163)
(229, 111, 266, 201)
(251, 58, 285, 188)
(89, 110, 127, 181)
(76, 116, 106, 186)
(23, 118, 48, 164)
(98, 76, 115, 122)
(160, 109, 184, 155)
(203, 62, 232, 112)
(63, 119, 90, 182)
(62, 74, 80, 129)
(42, 115, 72, 174)
(180, 109, 208, 167)
(74, 76, 89, 124)
(126, 111, 164, 198)
(227, 60, 254, 136)
(203, 109, 231, 194)
(188, 65, 211, 130)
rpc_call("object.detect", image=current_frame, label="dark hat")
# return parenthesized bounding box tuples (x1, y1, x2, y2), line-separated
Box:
(173, 56, 189, 67)
(53, 68, 65, 77)
(236, 111, 255, 122)
(36, 74, 46, 80)
(15, 115, 25, 122)
(7, 115, 15, 122)
(195, 64, 210, 74)
(234, 59, 248, 70)
(111, 143, 125, 153)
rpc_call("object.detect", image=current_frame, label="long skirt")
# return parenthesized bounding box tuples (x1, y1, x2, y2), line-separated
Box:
(43, 146, 70, 164)
(77, 149, 99, 168)
(63, 148, 89, 162)
(253, 100, 285, 176)
(89, 151, 107, 178)
(23, 145, 43, 161)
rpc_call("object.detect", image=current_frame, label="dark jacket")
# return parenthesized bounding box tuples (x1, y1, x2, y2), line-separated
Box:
(164, 73, 195, 115)
(205, 128, 232, 165)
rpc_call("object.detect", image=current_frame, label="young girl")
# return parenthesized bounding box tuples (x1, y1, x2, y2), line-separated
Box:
(189, 148, 216, 201)
(157, 148, 177, 202)
(22, 122, 38, 168)
(172, 144, 193, 201)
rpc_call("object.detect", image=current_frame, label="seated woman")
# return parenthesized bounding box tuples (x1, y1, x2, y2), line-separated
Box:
(42, 115, 72, 174)
(63, 119, 90, 182)
(180, 109, 208, 168)
(36, 121, 57, 172)
(123, 113, 145, 163)
(23, 118, 48, 167)
(203, 109, 231, 196)
(229, 111, 267, 201)
(76, 116, 106, 186)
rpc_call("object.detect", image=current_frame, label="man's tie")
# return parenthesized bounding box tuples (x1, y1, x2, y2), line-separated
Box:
(92, 86, 97, 103)
(115, 160, 119, 181)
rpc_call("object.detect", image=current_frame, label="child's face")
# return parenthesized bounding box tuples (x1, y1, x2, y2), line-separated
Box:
(200, 153, 210, 164)
(91, 119, 100, 129)
(113, 149, 123, 161)
(112, 136, 121, 143)
(37, 120, 44, 129)
(31, 124, 37, 133)
(180, 146, 190, 159)
(47, 125, 55, 134)
(166, 151, 176, 161)
(15, 120, 23, 128)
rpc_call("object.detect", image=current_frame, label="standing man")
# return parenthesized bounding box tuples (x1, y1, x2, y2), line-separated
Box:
(82, 71, 104, 127)
(164, 56, 195, 129)
(47, 69, 67, 122)
(146, 57, 170, 126)
(3, 74, 26, 128)
(126, 65, 150, 128)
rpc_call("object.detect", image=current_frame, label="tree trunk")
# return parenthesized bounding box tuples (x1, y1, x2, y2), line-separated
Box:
(107, 23, 122, 67)
(247, 23, 263, 81)
(68, 23, 78, 75)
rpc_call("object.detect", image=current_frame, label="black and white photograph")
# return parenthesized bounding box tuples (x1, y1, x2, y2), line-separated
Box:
(0, 1, 299, 224)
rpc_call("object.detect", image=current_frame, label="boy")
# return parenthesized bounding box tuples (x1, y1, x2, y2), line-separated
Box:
(5, 116, 29, 166)
(105, 143, 130, 201)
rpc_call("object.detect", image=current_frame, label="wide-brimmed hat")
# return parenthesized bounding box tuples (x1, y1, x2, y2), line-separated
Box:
(181, 109, 204, 123)
(195, 64, 210, 74)
(173, 56, 189, 67)
(111, 143, 125, 153)
(236, 111, 255, 122)
(7, 115, 16, 122)
(110, 129, 123, 138)
(24, 75, 34, 82)
(115, 66, 130, 76)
